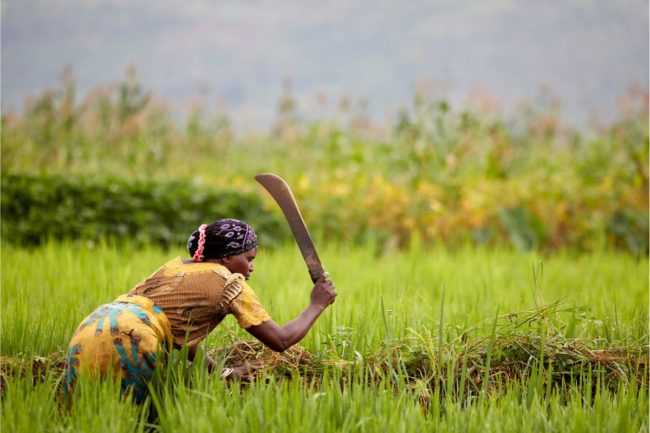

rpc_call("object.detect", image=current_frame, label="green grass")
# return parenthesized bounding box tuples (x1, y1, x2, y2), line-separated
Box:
(1, 241, 648, 432)
(2, 241, 647, 355)
(2, 364, 645, 433)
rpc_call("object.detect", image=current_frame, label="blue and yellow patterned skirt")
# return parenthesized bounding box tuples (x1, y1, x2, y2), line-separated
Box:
(63, 294, 172, 403)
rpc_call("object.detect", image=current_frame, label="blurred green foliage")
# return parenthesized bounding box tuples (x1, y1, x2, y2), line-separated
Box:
(1, 70, 647, 254)
(1, 173, 287, 248)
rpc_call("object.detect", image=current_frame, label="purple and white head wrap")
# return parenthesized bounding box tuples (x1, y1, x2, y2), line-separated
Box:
(187, 218, 258, 261)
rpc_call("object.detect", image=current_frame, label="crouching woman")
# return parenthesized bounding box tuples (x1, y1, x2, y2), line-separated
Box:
(62, 218, 336, 402)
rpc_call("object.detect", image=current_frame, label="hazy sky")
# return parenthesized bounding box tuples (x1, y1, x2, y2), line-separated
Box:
(2, 0, 648, 128)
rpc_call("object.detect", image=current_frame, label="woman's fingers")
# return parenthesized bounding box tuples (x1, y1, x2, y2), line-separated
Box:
(309, 271, 338, 307)
(327, 281, 337, 304)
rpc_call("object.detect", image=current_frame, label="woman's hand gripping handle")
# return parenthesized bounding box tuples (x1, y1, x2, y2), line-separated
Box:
(310, 271, 337, 310)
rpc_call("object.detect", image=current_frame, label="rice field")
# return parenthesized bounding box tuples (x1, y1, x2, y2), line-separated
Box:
(1, 240, 647, 432)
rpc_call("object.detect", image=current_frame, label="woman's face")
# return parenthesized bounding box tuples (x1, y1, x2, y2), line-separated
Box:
(222, 247, 257, 279)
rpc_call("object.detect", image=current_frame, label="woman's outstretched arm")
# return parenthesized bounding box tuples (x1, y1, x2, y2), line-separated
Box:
(246, 273, 337, 352)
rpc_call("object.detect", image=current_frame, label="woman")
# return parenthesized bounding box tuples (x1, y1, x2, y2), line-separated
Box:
(62, 218, 337, 402)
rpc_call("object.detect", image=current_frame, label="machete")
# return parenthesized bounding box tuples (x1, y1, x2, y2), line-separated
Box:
(254, 173, 324, 283)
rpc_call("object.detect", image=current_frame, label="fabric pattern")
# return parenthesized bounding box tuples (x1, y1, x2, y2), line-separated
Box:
(63, 257, 271, 402)
(228, 282, 272, 329)
(62, 295, 172, 403)
(187, 218, 258, 259)
(129, 257, 271, 345)
(212, 219, 257, 256)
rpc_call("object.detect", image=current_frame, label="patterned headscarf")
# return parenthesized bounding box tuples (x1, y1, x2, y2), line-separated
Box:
(187, 218, 258, 261)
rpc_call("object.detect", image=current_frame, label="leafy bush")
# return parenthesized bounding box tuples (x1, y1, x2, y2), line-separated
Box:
(2, 70, 648, 254)
(1, 174, 288, 248)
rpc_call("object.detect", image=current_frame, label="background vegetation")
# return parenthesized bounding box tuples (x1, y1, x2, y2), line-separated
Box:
(1, 173, 285, 247)
(2, 70, 648, 254)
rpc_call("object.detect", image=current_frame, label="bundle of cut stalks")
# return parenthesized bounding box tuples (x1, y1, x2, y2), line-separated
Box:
(1, 335, 646, 398)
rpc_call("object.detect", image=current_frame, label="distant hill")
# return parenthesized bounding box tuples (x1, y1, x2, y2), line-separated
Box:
(2, 0, 648, 129)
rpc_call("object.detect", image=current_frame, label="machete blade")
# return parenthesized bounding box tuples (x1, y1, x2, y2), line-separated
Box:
(255, 173, 324, 283)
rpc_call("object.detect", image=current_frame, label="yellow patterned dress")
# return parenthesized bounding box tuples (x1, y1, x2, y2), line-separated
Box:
(63, 258, 271, 402)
